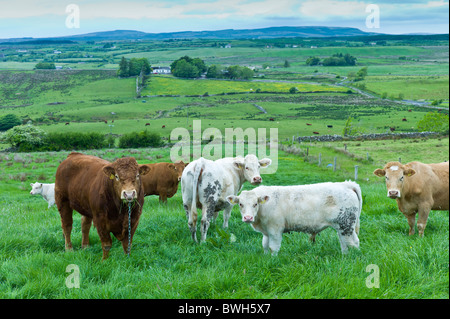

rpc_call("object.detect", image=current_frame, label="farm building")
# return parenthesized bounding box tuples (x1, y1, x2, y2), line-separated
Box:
(152, 67, 171, 74)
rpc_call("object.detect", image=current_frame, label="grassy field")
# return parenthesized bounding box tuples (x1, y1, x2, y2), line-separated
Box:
(361, 75, 449, 101)
(0, 37, 448, 300)
(0, 146, 448, 299)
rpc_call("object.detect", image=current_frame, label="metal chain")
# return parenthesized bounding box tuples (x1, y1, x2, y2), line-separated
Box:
(127, 202, 132, 257)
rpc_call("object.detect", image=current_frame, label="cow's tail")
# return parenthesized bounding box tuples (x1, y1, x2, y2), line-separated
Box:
(190, 157, 204, 221)
(344, 180, 362, 235)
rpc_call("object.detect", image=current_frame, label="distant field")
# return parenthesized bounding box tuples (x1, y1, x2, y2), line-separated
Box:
(143, 76, 348, 96)
(361, 75, 449, 100)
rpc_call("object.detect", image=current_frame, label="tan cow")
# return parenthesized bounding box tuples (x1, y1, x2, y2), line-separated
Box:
(374, 161, 449, 236)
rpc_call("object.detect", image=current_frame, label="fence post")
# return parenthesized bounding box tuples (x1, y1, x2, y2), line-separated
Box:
(399, 157, 402, 163)
(333, 157, 337, 172)
(355, 165, 359, 181)
(318, 153, 322, 166)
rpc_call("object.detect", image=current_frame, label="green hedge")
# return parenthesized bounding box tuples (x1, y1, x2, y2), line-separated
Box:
(118, 130, 162, 148)
(18, 132, 107, 152)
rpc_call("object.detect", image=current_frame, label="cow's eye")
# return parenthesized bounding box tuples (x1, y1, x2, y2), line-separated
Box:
(239, 204, 243, 208)
(385, 176, 389, 181)
(253, 203, 257, 208)
(245, 167, 249, 170)
(400, 176, 404, 181)
(136, 173, 140, 180)
(115, 174, 119, 181)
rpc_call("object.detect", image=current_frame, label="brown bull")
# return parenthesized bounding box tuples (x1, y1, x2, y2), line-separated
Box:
(55, 152, 150, 259)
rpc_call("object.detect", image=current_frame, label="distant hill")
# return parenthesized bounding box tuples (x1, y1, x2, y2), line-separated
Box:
(0, 26, 382, 43)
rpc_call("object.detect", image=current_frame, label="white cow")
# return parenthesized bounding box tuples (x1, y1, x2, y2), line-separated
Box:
(181, 154, 272, 242)
(227, 181, 362, 255)
(30, 182, 55, 208)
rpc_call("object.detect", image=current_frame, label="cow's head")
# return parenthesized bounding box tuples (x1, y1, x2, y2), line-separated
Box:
(227, 191, 269, 223)
(30, 182, 43, 195)
(169, 160, 189, 182)
(233, 154, 272, 185)
(373, 162, 416, 199)
(103, 157, 151, 203)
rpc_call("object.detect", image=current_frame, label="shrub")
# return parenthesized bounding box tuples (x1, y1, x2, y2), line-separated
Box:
(417, 111, 449, 133)
(40, 132, 107, 151)
(0, 114, 22, 131)
(118, 130, 162, 148)
(0, 124, 46, 150)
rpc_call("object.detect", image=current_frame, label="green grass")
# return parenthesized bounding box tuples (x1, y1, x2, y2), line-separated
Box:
(361, 75, 449, 100)
(0, 147, 448, 299)
(143, 75, 348, 96)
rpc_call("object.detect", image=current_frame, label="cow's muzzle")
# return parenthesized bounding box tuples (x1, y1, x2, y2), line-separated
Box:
(388, 190, 400, 199)
(251, 176, 262, 185)
(243, 215, 254, 223)
(121, 190, 137, 202)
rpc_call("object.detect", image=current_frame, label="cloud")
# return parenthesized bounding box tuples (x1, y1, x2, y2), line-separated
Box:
(0, 0, 298, 20)
(299, 0, 368, 18)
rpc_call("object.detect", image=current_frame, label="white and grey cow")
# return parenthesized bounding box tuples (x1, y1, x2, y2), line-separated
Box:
(227, 181, 362, 255)
(30, 182, 56, 208)
(181, 154, 272, 242)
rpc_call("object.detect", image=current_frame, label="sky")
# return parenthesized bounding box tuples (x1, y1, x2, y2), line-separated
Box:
(0, 0, 448, 39)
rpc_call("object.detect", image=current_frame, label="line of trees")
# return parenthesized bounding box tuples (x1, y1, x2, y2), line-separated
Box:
(170, 56, 207, 78)
(306, 53, 357, 66)
(169, 56, 254, 80)
(117, 57, 151, 77)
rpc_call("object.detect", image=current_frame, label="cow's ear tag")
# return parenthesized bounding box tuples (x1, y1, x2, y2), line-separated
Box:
(110, 174, 115, 180)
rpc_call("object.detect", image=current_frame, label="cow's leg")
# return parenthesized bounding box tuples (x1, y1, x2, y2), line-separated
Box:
(97, 227, 113, 260)
(337, 230, 360, 254)
(200, 204, 216, 242)
(81, 216, 92, 248)
(58, 201, 73, 251)
(222, 205, 232, 228)
(159, 191, 168, 203)
(188, 206, 198, 243)
(268, 232, 283, 256)
(417, 204, 432, 237)
(405, 213, 416, 236)
(262, 235, 269, 253)
(309, 233, 317, 243)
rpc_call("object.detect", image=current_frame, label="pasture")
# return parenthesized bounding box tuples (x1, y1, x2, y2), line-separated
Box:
(0, 35, 448, 300)
(0, 143, 448, 299)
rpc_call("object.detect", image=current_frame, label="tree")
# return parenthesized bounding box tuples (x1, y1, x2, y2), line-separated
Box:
(117, 57, 151, 77)
(171, 56, 205, 78)
(206, 65, 223, 78)
(0, 114, 22, 131)
(117, 56, 129, 77)
(306, 56, 320, 66)
(240, 67, 254, 80)
(128, 58, 151, 76)
(172, 59, 200, 78)
(35, 62, 55, 69)
(417, 111, 449, 133)
(284, 60, 290, 68)
(355, 66, 368, 81)
(342, 116, 354, 136)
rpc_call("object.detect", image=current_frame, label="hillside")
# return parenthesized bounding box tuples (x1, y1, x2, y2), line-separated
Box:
(0, 26, 380, 43)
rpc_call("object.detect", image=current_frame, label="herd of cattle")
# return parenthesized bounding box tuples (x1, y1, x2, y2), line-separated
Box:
(28, 151, 449, 260)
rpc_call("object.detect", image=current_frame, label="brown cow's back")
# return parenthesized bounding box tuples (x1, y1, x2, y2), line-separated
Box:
(405, 161, 449, 211)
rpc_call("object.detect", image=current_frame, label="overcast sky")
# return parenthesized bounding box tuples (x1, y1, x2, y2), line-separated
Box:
(0, 0, 448, 38)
